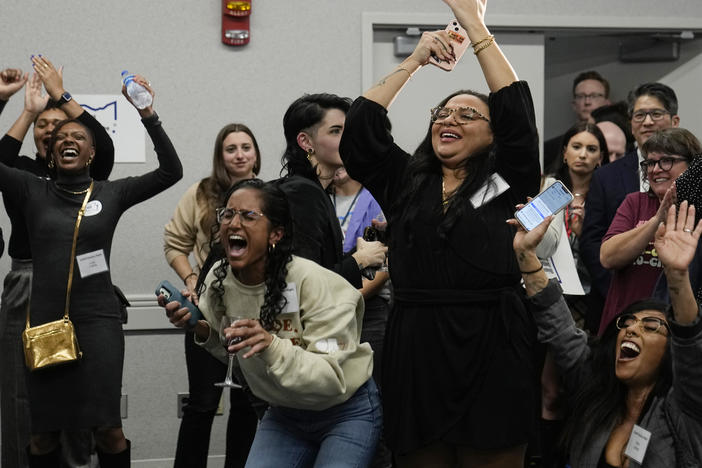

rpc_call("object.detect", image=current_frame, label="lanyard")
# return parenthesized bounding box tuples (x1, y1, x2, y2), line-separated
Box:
(333, 188, 362, 227)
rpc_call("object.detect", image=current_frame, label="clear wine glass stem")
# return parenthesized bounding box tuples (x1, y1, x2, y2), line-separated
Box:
(224, 353, 235, 385)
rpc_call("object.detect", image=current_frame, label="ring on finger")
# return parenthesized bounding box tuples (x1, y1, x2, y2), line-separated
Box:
(684, 228, 693, 233)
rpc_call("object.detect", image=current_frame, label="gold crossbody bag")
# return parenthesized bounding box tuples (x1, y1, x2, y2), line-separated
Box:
(22, 182, 93, 371)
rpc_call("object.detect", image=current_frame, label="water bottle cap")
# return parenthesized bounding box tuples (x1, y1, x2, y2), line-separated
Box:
(121, 70, 129, 77)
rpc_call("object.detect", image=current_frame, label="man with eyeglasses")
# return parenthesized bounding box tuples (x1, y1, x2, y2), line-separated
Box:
(543, 70, 611, 172)
(580, 82, 680, 330)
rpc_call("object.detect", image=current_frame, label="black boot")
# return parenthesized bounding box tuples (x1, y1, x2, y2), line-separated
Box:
(96, 439, 130, 468)
(27, 445, 61, 468)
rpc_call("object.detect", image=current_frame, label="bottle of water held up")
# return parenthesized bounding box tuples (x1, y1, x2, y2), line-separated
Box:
(121, 70, 152, 109)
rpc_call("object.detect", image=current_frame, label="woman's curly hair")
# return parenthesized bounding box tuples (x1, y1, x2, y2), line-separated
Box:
(204, 179, 294, 330)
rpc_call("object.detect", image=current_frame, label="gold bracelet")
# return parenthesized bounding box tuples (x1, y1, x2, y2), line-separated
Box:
(473, 37, 495, 55)
(470, 34, 494, 48)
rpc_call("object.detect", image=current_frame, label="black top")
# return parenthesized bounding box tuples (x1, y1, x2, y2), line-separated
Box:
(0, 110, 114, 259)
(341, 81, 541, 290)
(0, 113, 180, 324)
(277, 175, 362, 288)
(339, 81, 541, 452)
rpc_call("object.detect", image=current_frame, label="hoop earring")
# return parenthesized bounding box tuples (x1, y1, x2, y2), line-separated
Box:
(48, 158, 55, 169)
(306, 148, 315, 161)
(85, 157, 93, 168)
(268, 243, 276, 253)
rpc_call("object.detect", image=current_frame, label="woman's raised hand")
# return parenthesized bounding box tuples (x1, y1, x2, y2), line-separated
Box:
(0, 68, 28, 101)
(655, 201, 702, 273)
(409, 30, 456, 68)
(508, 202, 554, 255)
(30, 55, 64, 101)
(24, 72, 48, 115)
(121, 74, 154, 115)
(442, 0, 487, 33)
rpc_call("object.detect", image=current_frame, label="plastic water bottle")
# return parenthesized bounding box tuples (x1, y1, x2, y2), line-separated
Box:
(121, 70, 152, 109)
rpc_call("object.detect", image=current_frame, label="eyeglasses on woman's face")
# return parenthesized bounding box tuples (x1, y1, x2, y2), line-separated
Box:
(430, 106, 490, 125)
(615, 314, 670, 335)
(639, 156, 688, 172)
(216, 207, 265, 225)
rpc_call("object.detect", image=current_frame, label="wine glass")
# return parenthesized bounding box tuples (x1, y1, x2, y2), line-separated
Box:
(214, 315, 243, 389)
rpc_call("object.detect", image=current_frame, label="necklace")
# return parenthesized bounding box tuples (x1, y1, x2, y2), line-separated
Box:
(57, 186, 90, 195)
(441, 176, 455, 206)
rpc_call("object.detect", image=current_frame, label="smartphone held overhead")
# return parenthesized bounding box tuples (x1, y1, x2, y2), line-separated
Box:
(515, 181, 574, 231)
(429, 19, 471, 71)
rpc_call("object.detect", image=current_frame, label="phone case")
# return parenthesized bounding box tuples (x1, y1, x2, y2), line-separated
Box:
(155, 280, 202, 326)
(429, 20, 471, 71)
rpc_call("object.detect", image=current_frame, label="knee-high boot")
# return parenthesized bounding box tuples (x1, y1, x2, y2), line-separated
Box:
(26, 445, 61, 468)
(96, 439, 130, 468)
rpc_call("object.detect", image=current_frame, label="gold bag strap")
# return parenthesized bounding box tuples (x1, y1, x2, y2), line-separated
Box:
(25, 181, 94, 329)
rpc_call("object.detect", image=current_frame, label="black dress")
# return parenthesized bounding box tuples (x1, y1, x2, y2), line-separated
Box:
(340, 81, 541, 453)
(0, 113, 182, 431)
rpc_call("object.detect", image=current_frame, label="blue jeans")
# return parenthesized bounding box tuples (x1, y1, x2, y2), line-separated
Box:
(245, 379, 382, 468)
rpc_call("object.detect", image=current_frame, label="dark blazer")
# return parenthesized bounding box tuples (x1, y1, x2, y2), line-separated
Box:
(580, 150, 640, 299)
(277, 175, 362, 289)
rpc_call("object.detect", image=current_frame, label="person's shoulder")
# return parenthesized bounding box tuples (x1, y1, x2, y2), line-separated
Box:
(598, 150, 638, 176)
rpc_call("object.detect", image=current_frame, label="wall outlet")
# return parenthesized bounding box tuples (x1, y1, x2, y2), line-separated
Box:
(120, 394, 128, 419)
(177, 392, 189, 419)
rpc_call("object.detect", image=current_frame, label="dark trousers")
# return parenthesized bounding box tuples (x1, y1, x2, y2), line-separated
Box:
(174, 331, 257, 468)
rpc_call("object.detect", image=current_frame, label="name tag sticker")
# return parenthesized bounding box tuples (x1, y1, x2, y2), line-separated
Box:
(76, 249, 109, 278)
(84, 200, 102, 216)
(315, 338, 339, 353)
(470, 172, 510, 208)
(281, 283, 299, 314)
(624, 424, 651, 464)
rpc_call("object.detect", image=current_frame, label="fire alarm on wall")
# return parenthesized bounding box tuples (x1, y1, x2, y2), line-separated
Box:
(222, 1, 251, 46)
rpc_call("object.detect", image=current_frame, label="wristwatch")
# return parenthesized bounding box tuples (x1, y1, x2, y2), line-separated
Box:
(57, 91, 72, 106)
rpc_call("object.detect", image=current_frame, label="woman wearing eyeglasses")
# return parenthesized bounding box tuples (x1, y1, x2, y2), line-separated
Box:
(163, 123, 261, 468)
(599, 128, 701, 335)
(339, 0, 540, 465)
(163, 179, 381, 467)
(511, 200, 702, 467)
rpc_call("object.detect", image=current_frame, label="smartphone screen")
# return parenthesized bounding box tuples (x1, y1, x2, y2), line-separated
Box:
(515, 181, 574, 231)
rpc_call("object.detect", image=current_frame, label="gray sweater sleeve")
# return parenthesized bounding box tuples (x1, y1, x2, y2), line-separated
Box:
(527, 279, 591, 391)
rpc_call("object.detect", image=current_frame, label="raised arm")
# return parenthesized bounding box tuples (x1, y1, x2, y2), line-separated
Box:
(22, 57, 115, 178)
(363, 0, 516, 109)
(3, 72, 47, 158)
(655, 201, 701, 324)
(0, 68, 27, 112)
(600, 188, 673, 270)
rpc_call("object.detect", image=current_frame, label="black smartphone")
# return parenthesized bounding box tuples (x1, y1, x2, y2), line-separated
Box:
(363, 226, 387, 244)
(155, 280, 202, 326)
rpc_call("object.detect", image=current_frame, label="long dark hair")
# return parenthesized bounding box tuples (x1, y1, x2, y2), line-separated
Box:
(206, 179, 294, 331)
(561, 299, 672, 455)
(197, 123, 262, 235)
(280, 93, 351, 181)
(551, 122, 609, 190)
(390, 89, 494, 242)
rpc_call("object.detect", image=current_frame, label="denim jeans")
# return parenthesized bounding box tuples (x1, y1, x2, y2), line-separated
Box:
(245, 379, 382, 468)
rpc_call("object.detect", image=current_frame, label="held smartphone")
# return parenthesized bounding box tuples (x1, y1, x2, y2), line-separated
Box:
(515, 180, 574, 231)
(429, 19, 471, 71)
(155, 280, 202, 326)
